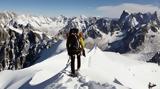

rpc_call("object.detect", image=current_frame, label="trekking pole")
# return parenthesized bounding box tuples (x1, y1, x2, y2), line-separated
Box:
(66, 57, 71, 67)
(63, 57, 71, 71)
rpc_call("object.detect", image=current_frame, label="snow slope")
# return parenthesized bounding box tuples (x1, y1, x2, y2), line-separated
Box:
(0, 42, 160, 89)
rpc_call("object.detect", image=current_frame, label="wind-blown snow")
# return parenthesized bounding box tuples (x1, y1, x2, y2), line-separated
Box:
(0, 42, 160, 89)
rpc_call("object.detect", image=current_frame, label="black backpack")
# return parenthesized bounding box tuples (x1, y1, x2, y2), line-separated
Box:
(68, 33, 80, 51)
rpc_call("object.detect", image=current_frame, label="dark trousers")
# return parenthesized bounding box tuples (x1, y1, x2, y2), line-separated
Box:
(70, 54, 81, 74)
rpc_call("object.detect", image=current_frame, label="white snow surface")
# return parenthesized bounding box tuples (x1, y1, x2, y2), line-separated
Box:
(0, 41, 160, 89)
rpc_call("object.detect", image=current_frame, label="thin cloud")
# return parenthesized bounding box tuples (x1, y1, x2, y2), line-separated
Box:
(97, 3, 160, 18)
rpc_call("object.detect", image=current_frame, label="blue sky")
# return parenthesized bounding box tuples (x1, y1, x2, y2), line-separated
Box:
(0, 0, 160, 17)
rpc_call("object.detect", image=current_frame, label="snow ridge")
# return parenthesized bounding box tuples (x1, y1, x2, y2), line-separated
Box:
(0, 44, 160, 89)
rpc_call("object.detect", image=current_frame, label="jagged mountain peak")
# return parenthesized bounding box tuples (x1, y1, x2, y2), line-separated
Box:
(79, 15, 88, 19)
(56, 15, 67, 20)
(119, 10, 159, 24)
(119, 10, 130, 20)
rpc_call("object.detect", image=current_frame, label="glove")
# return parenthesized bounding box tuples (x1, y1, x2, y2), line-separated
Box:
(82, 49, 86, 57)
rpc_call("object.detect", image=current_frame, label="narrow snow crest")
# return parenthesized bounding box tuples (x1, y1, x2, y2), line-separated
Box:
(0, 46, 160, 89)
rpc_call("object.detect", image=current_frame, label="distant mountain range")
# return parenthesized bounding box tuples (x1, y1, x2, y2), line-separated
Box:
(0, 10, 160, 70)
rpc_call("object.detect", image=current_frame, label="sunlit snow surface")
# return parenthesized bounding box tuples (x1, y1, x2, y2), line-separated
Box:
(0, 41, 159, 89)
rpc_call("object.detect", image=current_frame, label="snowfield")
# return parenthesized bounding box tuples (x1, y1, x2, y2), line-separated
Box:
(0, 41, 160, 89)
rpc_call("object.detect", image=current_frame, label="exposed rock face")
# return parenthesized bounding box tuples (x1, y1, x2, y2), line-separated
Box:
(0, 26, 52, 71)
(0, 12, 53, 71)
(106, 11, 160, 53)
(148, 52, 160, 65)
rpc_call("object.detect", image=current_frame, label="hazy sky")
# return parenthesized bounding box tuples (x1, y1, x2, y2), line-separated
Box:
(0, 0, 160, 18)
